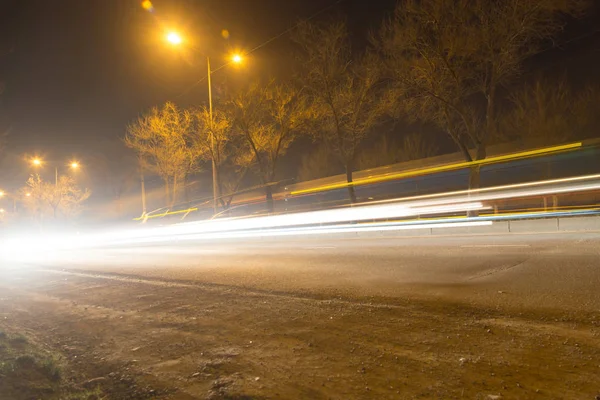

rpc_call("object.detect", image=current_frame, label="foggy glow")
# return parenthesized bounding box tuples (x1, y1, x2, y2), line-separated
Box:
(231, 54, 243, 64)
(166, 32, 182, 45)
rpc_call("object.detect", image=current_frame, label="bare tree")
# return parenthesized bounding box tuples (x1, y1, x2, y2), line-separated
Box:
(298, 144, 342, 182)
(218, 147, 255, 211)
(499, 79, 600, 147)
(57, 177, 92, 219)
(0, 75, 8, 159)
(295, 20, 386, 203)
(230, 81, 308, 213)
(20, 174, 91, 222)
(356, 133, 439, 170)
(378, 0, 588, 189)
(191, 105, 255, 211)
(125, 102, 196, 207)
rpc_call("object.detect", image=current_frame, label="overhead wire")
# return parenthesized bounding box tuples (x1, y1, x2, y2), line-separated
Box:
(173, 0, 345, 99)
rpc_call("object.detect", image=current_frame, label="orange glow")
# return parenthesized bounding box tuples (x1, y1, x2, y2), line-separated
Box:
(70, 161, 80, 169)
(31, 158, 43, 166)
(166, 31, 182, 45)
(141, 0, 153, 11)
(231, 53, 243, 64)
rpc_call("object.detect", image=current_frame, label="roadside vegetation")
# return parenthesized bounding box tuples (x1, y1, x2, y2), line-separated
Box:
(0, 330, 104, 400)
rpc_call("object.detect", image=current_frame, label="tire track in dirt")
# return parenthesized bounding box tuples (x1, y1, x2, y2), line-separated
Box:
(2, 267, 599, 399)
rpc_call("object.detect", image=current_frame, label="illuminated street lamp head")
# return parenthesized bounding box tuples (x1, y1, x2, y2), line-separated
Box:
(231, 53, 243, 64)
(70, 161, 80, 169)
(32, 158, 43, 166)
(166, 32, 182, 45)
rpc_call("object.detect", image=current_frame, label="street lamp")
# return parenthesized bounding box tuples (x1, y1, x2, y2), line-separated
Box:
(166, 32, 182, 45)
(231, 53, 243, 64)
(165, 31, 245, 215)
(30, 158, 81, 186)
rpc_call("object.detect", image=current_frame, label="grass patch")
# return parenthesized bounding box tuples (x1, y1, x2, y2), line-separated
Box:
(61, 386, 104, 400)
(0, 330, 102, 399)
(39, 356, 61, 382)
(0, 359, 16, 374)
(9, 333, 28, 345)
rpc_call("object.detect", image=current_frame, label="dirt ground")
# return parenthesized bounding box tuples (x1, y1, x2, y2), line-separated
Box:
(1, 263, 599, 400)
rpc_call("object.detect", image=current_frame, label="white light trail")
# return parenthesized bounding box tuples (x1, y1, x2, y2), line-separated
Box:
(2, 173, 599, 265)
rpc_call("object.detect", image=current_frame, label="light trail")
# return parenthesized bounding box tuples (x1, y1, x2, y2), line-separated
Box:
(370, 173, 600, 207)
(135, 142, 585, 222)
(1, 173, 599, 265)
(290, 142, 582, 195)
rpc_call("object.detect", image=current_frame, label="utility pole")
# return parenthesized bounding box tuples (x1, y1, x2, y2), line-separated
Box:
(207, 56, 219, 215)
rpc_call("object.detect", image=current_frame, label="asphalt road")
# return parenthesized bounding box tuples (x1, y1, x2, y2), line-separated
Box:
(30, 230, 600, 313)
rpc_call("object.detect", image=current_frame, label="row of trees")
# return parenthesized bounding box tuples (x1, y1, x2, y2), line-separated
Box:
(126, 0, 594, 212)
(17, 175, 91, 224)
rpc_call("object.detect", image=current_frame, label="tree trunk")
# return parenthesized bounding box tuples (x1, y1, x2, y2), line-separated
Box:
(345, 163, 357, 204)
(164, 177, 170, 208)
(172, 175, 178, 207)
(183, 176, 189, 203)
(265, 185, 274, 214)
(467, 145, 487, 217)
(468, 165, 481, 190)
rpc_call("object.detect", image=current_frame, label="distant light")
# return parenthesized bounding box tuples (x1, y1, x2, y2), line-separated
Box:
(231, 54, 243, 64)
(141, 0, 154, 11)
(25, 193, 31, 197)
(0, 191, 4, 197)
(70, 161, 80, 169)
(166, 32, 182, 45)
(0, 209, 4, 213)
(32, 158, 43, 166)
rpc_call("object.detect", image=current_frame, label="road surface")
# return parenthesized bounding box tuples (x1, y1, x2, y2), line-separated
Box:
(1, 230, 599, 399)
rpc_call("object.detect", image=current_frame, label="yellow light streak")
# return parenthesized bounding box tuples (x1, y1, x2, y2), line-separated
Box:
(291, 142, 583, 196)
(133, 207, 198, 221)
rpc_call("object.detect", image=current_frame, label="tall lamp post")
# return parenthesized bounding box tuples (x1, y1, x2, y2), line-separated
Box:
(165, 31, 244, 215)
(31, 158, 80, 186)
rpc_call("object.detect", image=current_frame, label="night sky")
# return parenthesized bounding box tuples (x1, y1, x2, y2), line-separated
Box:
(0, 0, 599, 197)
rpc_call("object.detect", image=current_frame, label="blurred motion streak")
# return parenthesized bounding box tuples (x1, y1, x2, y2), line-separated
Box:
(371, 173, 600, 207)
(291, 142, 583, 196)
(1, 173, 600, 264)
